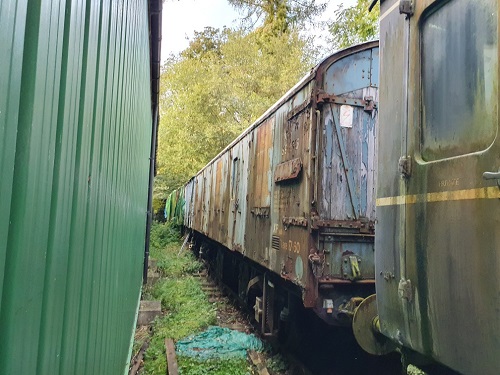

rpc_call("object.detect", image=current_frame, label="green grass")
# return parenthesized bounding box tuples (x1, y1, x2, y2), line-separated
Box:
(149, 222, 203, 277)
(150, 277, 217, 340)
(140, 222, 252, 375)
(142, 279, 217, 375)
(140, 222, 215, 375)
(143, 223, 215, 374)
(177, 356, 252, 375)
(149, 221, 181, 250)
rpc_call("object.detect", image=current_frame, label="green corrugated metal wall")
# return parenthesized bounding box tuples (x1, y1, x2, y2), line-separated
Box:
(0, 0, 151, 374)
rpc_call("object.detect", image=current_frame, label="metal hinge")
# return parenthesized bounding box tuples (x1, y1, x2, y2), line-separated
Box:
(398, 156, 412, 179)
(364, 96, 376, 113)
(316, 91, 377, 109)
(399, 0, 414, 17)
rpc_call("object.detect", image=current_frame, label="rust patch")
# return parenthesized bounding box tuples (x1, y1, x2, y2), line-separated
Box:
(282, 216, 308, 228)
(311, 218, 375, 234)
(251, 206, 270, 218)
(274, 158, 302, 182)
(316, 91, 375, 109)
(286, 100, 311, 120)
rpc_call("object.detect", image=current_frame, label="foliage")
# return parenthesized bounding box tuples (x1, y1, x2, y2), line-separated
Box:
(157, 27, 316, 187)
(228, 0, 326, 35)
(149, 222, 203, 276)
(142, 234, 215, 375)
(154, 243, 203, 278)
(177, 356, 251, 375)
(151, 277, 216, 338)
(329, 0, 379, 51)
(181, 26, 228, 59)
(149, 221, 181, 252)
(143, 276, 217, 374)
(152, 174, 179, 218)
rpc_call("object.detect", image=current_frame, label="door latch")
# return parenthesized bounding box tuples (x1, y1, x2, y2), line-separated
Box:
(483, 169, 500, 186)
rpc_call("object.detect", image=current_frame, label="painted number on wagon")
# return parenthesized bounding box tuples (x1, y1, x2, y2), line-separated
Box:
(282, 240, 300, 254)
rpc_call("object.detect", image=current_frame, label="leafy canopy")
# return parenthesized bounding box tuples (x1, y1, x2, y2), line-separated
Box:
(329, 0, 379, 51)
(228, 0, 326, 35)
(156, 27, 316, 195)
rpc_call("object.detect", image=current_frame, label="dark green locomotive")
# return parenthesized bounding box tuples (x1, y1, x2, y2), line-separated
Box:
(376, 0, 499, 374)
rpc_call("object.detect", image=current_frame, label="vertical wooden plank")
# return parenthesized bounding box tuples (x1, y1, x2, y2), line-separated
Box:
(165, 338, 179, 375)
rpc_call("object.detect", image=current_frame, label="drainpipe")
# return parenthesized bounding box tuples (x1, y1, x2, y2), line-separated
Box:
(144, 107, 159, 283)
(144, 0, 162, 284)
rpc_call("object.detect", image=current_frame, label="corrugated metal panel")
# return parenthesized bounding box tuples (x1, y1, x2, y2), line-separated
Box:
(0, 1, 152, 374)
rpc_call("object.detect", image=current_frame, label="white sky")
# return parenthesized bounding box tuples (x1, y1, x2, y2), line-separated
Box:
(161, 0, 357, 61)
(162, 0, 239, 59)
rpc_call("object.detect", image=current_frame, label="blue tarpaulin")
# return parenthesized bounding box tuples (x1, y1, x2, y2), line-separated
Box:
(176, 326, 264, 360)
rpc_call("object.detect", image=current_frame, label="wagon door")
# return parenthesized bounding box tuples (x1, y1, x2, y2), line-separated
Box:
(314, 45, 379, 317)
(379, 1, 499, 373)
(271, 98, 313, 297)
(245, 119, 274, 264)
(228, 142, 246, 252)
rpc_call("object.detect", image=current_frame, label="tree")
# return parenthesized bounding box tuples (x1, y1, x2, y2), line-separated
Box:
(155, 27, 317, 198)
(228, 0, 326, 35)
(181, 27, 227, 60)
(329, 0, 379, 51)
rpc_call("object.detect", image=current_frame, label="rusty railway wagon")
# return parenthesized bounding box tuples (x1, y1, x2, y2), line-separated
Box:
(180, 1, 500, 374)
(373, 0, 500, 374)
(183, 41, 380, 336)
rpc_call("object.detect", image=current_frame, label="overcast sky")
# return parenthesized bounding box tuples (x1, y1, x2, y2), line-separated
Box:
(162, 0, 239, 59)
(161, 0, 357, 61)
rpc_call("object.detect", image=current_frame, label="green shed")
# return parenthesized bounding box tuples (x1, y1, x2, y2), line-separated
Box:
(0, 0, 160, 373)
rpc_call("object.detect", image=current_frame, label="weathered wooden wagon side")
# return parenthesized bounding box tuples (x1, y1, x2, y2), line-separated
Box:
(185, 41, 379, 334)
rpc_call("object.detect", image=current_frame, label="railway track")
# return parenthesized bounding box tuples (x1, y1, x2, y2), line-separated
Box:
(196, 260, 402, 375)
(193, 268, 314, 375)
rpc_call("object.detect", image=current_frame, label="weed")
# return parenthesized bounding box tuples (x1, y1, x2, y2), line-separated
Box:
(177, 356, 253, 375)
(150, 277, 217, 338)
(142, 277, 216, 374)
(149, 221, 181, 250)
(140, 222, 253, 375)
(142, 224, 216, 375)
(149, 222, 203, 278)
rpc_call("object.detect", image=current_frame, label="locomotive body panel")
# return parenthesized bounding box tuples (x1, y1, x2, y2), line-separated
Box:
(378, 0, 500, 373)
(227, 141, 246, 251)
(376, 0, 409, 358)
